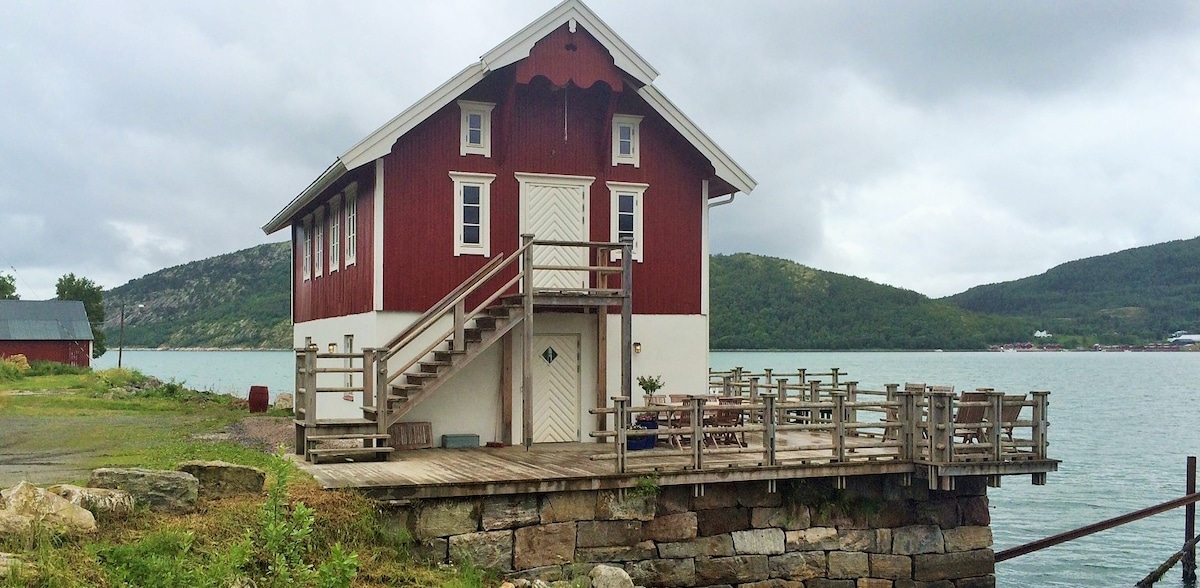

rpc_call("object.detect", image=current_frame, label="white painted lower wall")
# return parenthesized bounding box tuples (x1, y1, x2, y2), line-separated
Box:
(293, 311, 710, 444)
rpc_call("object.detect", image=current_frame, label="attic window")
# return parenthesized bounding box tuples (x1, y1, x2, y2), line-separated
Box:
(458, 100, 495, 158)
(612, 114, 642, 168)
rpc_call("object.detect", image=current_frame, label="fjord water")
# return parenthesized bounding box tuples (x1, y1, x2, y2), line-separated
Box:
(713, 350, 1200, 588)
(99, 349, 1199, 586)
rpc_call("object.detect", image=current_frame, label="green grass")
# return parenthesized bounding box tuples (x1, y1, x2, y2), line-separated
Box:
(0, 373, 492, 587)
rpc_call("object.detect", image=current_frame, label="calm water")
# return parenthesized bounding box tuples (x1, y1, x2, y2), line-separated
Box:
(95, 349, 1199, 586)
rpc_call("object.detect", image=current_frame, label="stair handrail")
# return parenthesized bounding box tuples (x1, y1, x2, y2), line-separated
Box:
(380, 238, 534, 366)
(380, 253, 508, 354)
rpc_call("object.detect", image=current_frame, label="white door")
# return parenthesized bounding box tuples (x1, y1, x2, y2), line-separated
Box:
(531, 334, 581, 443)
(518, 173, 591, 290)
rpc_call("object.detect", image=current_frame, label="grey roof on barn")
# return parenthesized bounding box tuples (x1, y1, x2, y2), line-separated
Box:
(0, 300, 94, 341)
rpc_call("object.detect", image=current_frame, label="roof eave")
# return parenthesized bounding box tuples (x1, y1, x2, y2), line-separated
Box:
(637, 84, 757, 195)
(262, 160, 348, 235)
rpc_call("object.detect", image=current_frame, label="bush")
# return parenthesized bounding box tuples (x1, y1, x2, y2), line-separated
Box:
(0, 354, 30, 381)
(26, 360, 91, 377)
(96, 367, 148, 389)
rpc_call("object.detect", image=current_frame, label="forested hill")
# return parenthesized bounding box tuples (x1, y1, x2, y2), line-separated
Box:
(709, 253, 1031, 350)
(942, 236, 1200, 344)
(101, 242, 292, 349)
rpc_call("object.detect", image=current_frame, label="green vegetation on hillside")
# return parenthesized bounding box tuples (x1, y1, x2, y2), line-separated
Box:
(102, 242, 292, 349)
(944, 237, 1200, 345)
(709, 253, 1032, 350)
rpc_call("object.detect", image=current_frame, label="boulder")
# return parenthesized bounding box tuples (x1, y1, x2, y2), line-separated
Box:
(274, 393, 294, 410)
(176, 460, 266, 497)
(0, 481, 96, 535)
(46, 484, 134, 515)
(589, 564, 635, 588)
(88, 468, 199, 513)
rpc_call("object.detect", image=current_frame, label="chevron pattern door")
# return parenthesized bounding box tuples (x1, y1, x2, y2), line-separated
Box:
(523, 180, 588, 290)
(531, 334, 580, 443)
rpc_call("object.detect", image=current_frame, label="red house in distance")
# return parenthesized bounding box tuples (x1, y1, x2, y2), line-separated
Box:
(263, 0, 755, 458)
(0, 300, 94, 368)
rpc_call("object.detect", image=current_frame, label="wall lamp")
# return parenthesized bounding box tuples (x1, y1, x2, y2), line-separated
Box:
(328, 343, 338, 353)
(633, 342, 642, 354)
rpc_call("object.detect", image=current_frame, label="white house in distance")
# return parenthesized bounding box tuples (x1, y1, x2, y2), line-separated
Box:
(262, 0, 754, 453)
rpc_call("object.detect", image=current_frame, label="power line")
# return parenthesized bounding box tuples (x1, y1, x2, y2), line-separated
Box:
(0, 249, 44, 300)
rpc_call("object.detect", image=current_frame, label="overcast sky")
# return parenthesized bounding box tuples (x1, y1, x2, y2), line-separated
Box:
(2, 0, 1198, 300)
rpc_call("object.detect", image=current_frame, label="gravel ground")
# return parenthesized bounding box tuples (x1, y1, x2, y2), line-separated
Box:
(223, 416, 296, 453)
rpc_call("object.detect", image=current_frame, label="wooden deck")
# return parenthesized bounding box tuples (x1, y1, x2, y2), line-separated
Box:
(295, 427, 1055, 500)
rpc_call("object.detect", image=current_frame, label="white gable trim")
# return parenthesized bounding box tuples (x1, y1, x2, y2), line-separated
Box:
(637, 85, 757, 195)
(481, 0, 658, 86)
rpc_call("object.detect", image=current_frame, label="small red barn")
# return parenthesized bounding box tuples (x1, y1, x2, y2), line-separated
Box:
(0, 300, 94, 367)
(263, 0, 754, 450)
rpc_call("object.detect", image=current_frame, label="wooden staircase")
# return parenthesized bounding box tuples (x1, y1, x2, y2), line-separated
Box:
(294, 236, 633, 464)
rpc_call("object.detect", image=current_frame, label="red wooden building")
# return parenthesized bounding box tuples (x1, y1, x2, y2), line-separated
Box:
(0, 300, 93, 367)
(263, 0, 754, 451)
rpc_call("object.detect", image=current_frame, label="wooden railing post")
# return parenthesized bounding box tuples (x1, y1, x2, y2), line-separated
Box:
(749, 377, 760, 423)
(796, 368, 807, 386)
(376, 346, 390, 428)
(830, 367, 841, 389)
(895, 385, 915, 461)
(846, 381, 858, 432)
(613, 396, 628, 474)
(362, 348, 383, 437)
(928, 387, 955, 467)
(304, 343, 318, 429)
(986, 389, 1005, 461)
(620, 236, 633, 412)
(776, 378, 788, 406)
(1185, 455, 1197, 584)
(453, 300, 466, 351)
(722, 375, 732, 397)
(884, 383, 898, 442)
(521, 234, 535, 449)
(763, 368, 773, 385)
(1032, 390, 1049, 460)
(831, 390, 847, 463)
(762, 393, 777, 467)
(293, 348, 306, 455)
(690, 397, 704, 471)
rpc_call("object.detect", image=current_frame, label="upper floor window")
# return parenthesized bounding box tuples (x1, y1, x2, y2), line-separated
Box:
(607, 181, 648, 262)
(450, 171, 496, 256)
(344, 183, 357, 266)
(612, 114, 642, 168)
(313, 208, 324, 277)
(302, 216, 312, 280)
(329, 196, 341, 272)
(459, 100, 495, 158)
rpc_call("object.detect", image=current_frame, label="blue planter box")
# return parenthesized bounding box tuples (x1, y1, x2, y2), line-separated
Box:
(627, 420, 658, 450)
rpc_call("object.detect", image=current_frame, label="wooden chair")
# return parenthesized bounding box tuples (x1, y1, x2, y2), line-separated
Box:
(953, 389, 987, 444)
(669, 405, 713, 449)
(1000, 393, 1027, 442)
(668, 394, 691, 404)
(711, 397, 746, 447)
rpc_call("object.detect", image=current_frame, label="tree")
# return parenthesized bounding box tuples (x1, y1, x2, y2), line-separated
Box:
(56, 273, 107, 357)
(0, 273, 16, 300)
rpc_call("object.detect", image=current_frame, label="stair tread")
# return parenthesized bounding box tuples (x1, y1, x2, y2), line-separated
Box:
(296, 418, 375, 427)
(308, 446, 395, 455)
(306, 433, 391, 441)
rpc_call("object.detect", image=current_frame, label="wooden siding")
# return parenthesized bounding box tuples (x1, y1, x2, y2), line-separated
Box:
(0, 340, 90, 367)
(382, 25, 711, 315)
(292, 167, 375, 323)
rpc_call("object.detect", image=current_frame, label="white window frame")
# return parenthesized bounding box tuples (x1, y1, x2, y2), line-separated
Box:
(302, 216, 312, 281)
(329, 195, 341, 273)
(344, 183, 357, 267)
(313, 208, 324, 277)
(450, 171, 496, 257)
(459, 100, 495, 158)
(607, 181, 647, 262)
(611, 114, 643, 168)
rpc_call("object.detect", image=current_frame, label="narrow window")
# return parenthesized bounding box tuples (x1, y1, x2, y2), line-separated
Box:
(607, 182, 648, 262)
(344, 184, 357, 266)
(314, 208, 324, 277)
(450, 171, 496, 256)
(329, 197, 341, 272)
(611, 114, 643, 167)
(302, 217, 312, 280)
(458, 100, 496, 158)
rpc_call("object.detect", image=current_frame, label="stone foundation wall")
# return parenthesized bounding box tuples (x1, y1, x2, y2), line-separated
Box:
(388, 475, 995, 587)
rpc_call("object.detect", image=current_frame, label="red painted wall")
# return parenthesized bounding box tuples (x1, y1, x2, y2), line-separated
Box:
(0, 341, 90, 367)
(381, 24, 713, 315)
(292, 166, 375, 323)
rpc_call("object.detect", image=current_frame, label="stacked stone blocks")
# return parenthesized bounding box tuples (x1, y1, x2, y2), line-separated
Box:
(393, 475, 996, 587)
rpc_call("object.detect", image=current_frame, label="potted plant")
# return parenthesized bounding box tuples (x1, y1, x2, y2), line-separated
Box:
(637, 375, 664, 396)
(629, 375, 664, 450)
